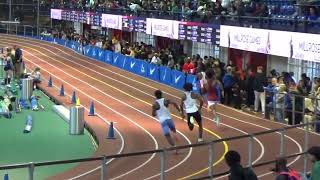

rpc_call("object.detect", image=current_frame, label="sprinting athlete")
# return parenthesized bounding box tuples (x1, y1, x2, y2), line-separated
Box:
(205, 70, 224, 126)
(197, 71, 208, 102)
(180, 83, 204, 142)
(152, 90, 180, 149)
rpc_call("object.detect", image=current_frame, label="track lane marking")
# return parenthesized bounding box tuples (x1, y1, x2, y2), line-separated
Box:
(1, 40, 229, 179)
(2, 37, 303, 178)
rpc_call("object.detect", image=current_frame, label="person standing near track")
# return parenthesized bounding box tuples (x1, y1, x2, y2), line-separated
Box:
(152, 90, 180, 150)
(180, 83, 204, 142)
(13, 45, 23, 81)
(205, 70, 224, 126)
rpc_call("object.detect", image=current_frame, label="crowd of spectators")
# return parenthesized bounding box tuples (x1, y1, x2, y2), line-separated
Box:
(46, 0, 320, 21)
(48, 27, 320, 133)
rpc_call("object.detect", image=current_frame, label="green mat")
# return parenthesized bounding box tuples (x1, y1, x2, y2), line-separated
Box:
(0, 89, 96, 180)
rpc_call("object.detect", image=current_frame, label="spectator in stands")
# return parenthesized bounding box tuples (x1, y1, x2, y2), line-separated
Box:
(245, 68, 255, 109)
(151, 53, 161, 65)
(301, 73, 312, 93)
(308, 7, 319, 21)
(253, 66, 268, 114)
(308, 146, 320, 180)
(224, 150, 258, 180)
(274, 84, 287, 123)
(273, 157, 300, 180)
(223, 66, 235, 106)
(311, 77, 319, 96)
(113, 39, 122, 53)
(315, 87, 320, 133)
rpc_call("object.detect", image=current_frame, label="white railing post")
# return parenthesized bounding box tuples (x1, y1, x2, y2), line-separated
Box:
(280, 129, 285, 156)
(101, 156, 107, 180)
(28, 162, 34, 180)
(208, 142, 215, 178)
(160, 150, 166, 180)
(248, 135, 254, 167)
(303, 122, 309, 174)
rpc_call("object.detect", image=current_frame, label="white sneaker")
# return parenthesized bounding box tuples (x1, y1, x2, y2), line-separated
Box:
(198, 138, 204, 142)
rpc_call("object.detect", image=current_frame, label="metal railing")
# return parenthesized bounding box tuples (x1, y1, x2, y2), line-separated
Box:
(0, 121, 317, 180)
(264, 89, 320, 132)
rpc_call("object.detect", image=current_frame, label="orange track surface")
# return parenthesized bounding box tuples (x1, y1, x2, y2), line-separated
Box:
(1, 35, 319, 180)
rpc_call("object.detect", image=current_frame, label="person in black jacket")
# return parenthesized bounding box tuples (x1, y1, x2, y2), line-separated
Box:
(225, 150, 258, 180)
(253, 66, 268, 114)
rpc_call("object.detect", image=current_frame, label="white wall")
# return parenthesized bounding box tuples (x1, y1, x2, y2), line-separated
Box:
(267, 55, 288, 75)
(135, 32, 155, 46)
(219, 47, 228, 64)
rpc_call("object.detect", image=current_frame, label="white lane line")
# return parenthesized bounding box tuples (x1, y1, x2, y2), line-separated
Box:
(29, 70, 125, 179)
(20, 55, 159, 180)
(14, 43, 192, 179)
(3, 37, 303, 177)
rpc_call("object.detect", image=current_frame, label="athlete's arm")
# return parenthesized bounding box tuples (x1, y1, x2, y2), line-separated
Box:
(167, 100, 181, 113)
(152, 102, 160, 117)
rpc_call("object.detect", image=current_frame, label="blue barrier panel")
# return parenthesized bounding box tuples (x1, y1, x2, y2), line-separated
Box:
(104, 50, 113, 64)
(83, 46, 91, 56)
(56, 39, 65, 46)
(171, 70, 186, 89)
(112, 53, 125, 68)
(122, 56, 132, 71)
(91, 46, 99, 59)
(186, 74, 200, 94)
(127, 58, 139, 74)
(148, 63, 160, 81)
(76, 43, 82, 53)
(159, 66, 172, 85)
(98, 48, 105, 62)
(136, 59, 148, 77)
(46, 37, 53, 42)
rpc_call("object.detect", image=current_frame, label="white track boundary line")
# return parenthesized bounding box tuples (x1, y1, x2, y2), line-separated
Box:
(20, 56, 159, 180)
(31, 71, 125, 178)
(10, 43, 192, 179)
(2, 37, 305, 178)
(8, 35, 320, 136)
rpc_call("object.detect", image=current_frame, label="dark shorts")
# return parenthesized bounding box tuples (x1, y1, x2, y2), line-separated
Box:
(187, 111, 202, 130)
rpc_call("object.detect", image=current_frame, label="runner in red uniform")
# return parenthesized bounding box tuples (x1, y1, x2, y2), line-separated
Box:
(205, 70, 224, 126)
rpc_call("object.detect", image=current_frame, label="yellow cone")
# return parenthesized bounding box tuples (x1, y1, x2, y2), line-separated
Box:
(76, 98, 81, 106)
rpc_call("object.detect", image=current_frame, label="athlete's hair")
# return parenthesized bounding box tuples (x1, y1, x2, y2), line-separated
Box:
(154, 90, 162, 99)
(183, 83, 193, 92)
(224, 150, 241, 167)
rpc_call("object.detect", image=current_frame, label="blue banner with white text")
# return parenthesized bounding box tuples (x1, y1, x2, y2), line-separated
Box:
(148, 63, 160, 81)
(171, 70, 186, 89)
(159, 66, 172, 85)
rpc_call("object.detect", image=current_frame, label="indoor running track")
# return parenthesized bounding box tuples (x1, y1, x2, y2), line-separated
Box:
(1, 34, 319, 180)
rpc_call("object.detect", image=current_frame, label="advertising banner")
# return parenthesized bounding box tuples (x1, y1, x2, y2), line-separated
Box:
(159, 66, 172, 85)
(291, 33, 320, 63)
(220, 25, 291, 58)
(146, 18, 179, 39)
(51, 9, 62, 20)
(102, 14, 122, 30)
(148, 63, 160, 81)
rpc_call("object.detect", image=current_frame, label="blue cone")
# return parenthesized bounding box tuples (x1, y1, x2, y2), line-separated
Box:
(47, 76, 52, 87)
(88, 101, 95, 116)
(4, 174, 9, 180)
(59, 84, 65, 96)
(107, 122, 115, 139)
(71, 91, 76, 104)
